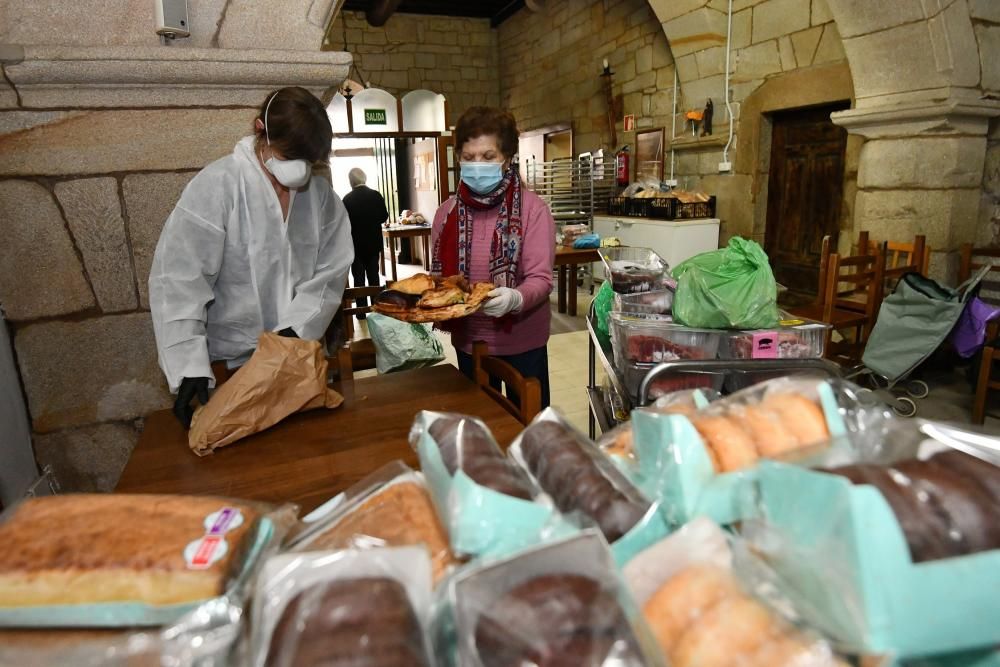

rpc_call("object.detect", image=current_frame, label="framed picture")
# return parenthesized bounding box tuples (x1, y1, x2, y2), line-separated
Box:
(635, 128, 664, 182)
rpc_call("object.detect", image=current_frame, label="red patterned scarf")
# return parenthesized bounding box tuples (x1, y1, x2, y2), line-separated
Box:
(432, 165, 523, 287)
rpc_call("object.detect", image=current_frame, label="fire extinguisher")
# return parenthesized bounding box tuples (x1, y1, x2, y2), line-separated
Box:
(615, 146, 630, 187)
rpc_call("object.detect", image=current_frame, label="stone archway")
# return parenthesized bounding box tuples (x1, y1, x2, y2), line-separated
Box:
(646, 0, 1000, 277)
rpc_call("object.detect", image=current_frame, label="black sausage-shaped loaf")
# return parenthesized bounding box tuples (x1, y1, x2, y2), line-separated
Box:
(520, 420, 649, 542)
(428, 416, 534, 501)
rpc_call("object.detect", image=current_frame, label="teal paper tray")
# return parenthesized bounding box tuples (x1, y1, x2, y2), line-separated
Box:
(0, 517, 274, 628)
(755, 461, 1000, 658)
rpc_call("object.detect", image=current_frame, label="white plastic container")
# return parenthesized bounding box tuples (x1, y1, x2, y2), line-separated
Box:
(599, 247, 670, 294)
(610, 313, 722, 365)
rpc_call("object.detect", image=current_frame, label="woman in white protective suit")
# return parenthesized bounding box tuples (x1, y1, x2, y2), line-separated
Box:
(150, 86, 354, 428)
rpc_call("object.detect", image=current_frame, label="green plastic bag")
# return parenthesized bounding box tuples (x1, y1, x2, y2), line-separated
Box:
(672, 237, 781, 329)
(366, 313, 445, 374)
(593, 281, 615, 349)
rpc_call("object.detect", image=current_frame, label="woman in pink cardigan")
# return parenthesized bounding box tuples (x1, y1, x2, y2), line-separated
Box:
(431, 106, 556, 407)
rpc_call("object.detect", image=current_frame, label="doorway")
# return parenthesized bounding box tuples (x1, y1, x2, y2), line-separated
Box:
(764, 102, 849, 296)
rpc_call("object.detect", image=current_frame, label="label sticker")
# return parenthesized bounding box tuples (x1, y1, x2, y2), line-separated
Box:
(751, 331, 778, 359)
(204, 507, 243, 535)
(184, 536, 228, 570)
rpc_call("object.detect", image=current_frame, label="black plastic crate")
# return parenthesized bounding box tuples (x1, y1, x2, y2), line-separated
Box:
(674, 195, 716, 220)
(607, 196, 677, 219)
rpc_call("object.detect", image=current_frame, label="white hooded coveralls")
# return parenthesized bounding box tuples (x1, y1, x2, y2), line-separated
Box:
(150, 136, 354, 393)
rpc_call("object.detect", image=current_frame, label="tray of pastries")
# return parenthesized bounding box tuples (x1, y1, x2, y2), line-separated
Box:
(373, 273, 494, 323)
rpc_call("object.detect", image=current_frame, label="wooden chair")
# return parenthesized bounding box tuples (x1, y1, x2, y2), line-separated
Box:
(472, 341, 541, 425)
(858, 231, 929, 293)
(793, 242, 887, 363)
(328, 285, 382, 382)
(961, 243, 1000, 424)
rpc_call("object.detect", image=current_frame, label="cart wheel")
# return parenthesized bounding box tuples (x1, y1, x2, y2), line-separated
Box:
(892, 396, 918, 418)
(905, 380, 930, 399)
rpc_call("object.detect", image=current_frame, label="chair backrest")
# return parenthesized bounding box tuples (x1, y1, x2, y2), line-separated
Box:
(472, 341, 541, 426)
(823, 241, 887, 320)
(326, 285, 383, 382)
(858, 231, 928, 291)
(810, 235, 832, 306)
(960, 243, 1000, 306)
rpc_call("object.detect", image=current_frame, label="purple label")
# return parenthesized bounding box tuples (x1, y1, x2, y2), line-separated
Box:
(751, 331, 778, 359)
(208, 507, 237, 535)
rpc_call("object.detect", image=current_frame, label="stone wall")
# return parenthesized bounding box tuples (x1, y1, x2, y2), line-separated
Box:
(324, 11, 499, 125)
(975, 1, 1000, 247)
(0, 0, 348, 492)
(498, 0, 850, 242)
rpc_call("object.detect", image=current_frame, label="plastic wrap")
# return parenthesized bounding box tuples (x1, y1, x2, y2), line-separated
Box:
(631, 376, 894, 525)
(509, 407, 669, 565)
(614, 288, 676, 320)
(599, 388, 718, 461)
(0, 494, 295, 629)
(367, 313, 445, 374)
(600, 246, 672, 294)
(409, 411, 573, 558)
(625, 518, 847, 667)
(744, 418, 1000, 658)
(250, 547, 434, 667)
(611, 313, 722, 364)
(286, 461, 459, 583)
(450, 530, 663, 666)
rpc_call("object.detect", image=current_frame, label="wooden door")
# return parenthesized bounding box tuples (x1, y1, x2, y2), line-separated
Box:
(765, 103, 849, 294)
(438, 135, 455, 203)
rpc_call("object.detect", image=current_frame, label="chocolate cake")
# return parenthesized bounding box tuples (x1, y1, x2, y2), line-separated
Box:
(428, 416, 534, 500)
(266, 577, 429, 667)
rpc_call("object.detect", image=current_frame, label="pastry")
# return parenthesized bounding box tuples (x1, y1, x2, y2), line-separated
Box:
(671, 595, 779, 667)
(417, 286, 465, 309)
(297, 481, 457, 582)
(266, 577, 429, 667)
(642, 565, 740, 655)
(762, 393, 829, 446)
(390, 273, 436, 295)
(475, 574, 641, 667)
(691, 415, 758, 472)
(0, 494, 258, 607)
(748, 635, 847, 667)
(737, 405, 801, 458)
(520, 420, 650, 542)
(374, 277, 493, 323)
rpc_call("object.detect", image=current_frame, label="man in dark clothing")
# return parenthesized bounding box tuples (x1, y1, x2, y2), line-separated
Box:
(342, 168, 389, 315)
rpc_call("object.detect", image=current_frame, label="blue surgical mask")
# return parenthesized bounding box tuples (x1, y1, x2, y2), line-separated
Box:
(461, 162, 503, 194)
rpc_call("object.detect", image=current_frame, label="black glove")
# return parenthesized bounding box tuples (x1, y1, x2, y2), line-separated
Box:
(174, 377, 210, 429)
(277, 327, 298, 338)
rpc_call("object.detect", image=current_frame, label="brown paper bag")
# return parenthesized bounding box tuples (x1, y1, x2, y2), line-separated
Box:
(188, 332, 344, 455)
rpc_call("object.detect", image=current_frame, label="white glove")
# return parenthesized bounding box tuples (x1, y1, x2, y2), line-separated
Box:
(482, 287, 523, 317)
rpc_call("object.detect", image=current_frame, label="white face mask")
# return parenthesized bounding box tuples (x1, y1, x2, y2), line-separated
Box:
(264, 155, 311, 188)
(260, 91, 312, 189)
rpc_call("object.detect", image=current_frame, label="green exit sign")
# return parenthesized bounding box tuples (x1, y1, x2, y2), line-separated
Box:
(364, 108, 387, 125)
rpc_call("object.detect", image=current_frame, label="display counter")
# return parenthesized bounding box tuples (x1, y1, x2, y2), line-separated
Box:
(592, 216, 720, 269)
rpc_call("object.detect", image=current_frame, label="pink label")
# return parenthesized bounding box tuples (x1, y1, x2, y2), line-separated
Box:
(751, 331, 778, 359)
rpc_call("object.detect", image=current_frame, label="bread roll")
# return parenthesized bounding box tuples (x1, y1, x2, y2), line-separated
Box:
(670, 595, 779, 667)
(738, 405, 800, 458)
(642, 565, 740, 656)
(762, 394, 829, 447)
(692, 415, 758, 472)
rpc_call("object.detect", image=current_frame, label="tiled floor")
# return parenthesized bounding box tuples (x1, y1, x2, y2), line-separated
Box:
(355, 259, 1000, 436)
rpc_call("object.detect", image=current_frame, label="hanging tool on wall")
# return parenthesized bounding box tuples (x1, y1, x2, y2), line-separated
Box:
(685, 109, 703, 137)
(702, 99, 714, 136)
(600, 58, 622, 150)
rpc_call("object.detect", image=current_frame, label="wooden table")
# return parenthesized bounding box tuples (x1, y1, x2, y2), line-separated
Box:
(554, 246, 602, 317)
(380, 224, 432, 283)
(116, 365, 523, 514)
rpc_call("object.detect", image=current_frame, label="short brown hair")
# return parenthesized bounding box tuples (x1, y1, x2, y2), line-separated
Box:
(455, 106, 519, 160)
(255, 87, 333, 163)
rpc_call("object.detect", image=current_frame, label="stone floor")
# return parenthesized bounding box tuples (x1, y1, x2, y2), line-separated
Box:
(357, 260, 1000, 437)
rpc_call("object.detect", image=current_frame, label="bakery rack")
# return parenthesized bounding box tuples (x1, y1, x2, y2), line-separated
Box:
(586, 302, 844, 439)
(526, 153, 618, 228)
